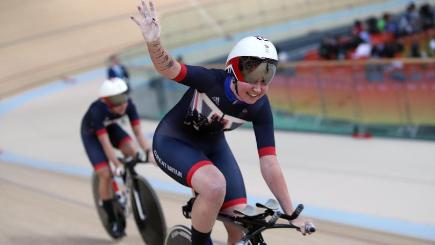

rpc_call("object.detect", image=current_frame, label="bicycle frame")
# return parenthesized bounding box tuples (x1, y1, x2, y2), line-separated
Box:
(121, 156, 149, 220)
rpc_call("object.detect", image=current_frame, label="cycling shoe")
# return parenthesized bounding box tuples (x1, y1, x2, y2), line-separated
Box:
(110, 222, 126, 239)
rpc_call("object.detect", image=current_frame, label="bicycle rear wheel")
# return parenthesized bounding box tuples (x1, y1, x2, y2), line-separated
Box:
(92, 172, 126, 239)
(131, 175, 166, 245)
(164, 225, 191, 245)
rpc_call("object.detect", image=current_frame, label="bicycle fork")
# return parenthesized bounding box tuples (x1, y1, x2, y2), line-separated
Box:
(129, 178, 147, 221)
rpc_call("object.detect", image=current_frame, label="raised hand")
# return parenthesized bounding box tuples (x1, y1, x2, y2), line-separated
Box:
(131, 0, 161, 43)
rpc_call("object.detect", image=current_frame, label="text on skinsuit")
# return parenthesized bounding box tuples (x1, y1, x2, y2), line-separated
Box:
(153, 150, 182, 178)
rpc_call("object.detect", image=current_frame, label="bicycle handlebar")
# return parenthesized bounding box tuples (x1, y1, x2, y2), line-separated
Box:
(120, 151, 150, 167)
(279, 204, 304, 221)
(117, 151, 151, 178)
(232, 202, 316, 234)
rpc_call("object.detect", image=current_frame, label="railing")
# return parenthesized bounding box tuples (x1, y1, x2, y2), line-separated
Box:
(130, 59, 435, 140)
(270, 59, 435, 139)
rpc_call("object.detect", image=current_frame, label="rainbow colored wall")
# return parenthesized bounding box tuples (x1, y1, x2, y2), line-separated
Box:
(269, 60, 435, 139)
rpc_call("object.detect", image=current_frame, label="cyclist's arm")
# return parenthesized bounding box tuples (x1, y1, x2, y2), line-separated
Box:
(253, 98, 294, 214)
(131, 122, 153, 162)
(131, 1, 181, 80)
(259, 155, 294, 214)
(97, 133, 123, 168)
(261, 156, 315, 235)
(147, 39, 181, 80)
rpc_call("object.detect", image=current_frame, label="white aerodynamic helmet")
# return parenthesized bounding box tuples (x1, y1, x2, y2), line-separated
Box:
(99, 78, 128, 106)
(226, 36, 278, 85)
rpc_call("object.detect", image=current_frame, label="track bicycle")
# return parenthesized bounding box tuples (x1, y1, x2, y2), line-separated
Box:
(92, 153, 166, 244)
(165, 197, 315, 245)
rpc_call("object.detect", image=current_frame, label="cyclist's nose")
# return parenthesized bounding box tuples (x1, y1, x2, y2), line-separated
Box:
(252, 83, 261, 92)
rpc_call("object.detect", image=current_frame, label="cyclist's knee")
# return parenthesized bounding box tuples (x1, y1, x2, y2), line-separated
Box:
(201, 178, 226, 202)
(192, 167, 226, 201)
(204, 180, 226, 201)
(119, 140, 136, 158)
(96, 167, 112, 181)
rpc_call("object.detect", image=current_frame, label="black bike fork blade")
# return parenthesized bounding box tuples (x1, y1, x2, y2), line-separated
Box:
(132, 189, 147, 221)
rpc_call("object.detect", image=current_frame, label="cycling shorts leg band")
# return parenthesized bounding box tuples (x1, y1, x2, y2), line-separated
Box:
(221, 197, 247, 210)
(186, 160, 213, 187)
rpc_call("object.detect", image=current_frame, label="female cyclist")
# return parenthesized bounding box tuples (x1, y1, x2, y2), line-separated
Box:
(131, 1, 315, 244)
(80, 78, 152, 238)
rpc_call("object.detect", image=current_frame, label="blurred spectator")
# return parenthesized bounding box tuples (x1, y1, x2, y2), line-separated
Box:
(318, 36, 338, 59)
(277, 47, 290, 62)
(352, 20, 370, 43)
(175, 55, 184, 64)
(419, 3, 434, 30)
(149, 76, 167, 117)
(429, 35, 435, 56)
(316, 2, 432, 61)
(410, 41, 422, 57)
(352, 42, 372, 59)
(382, 13, 398, 35)
(107, 55, 131, 92)
(149, 55, 185, 117)
(351, 20, 364, 36)
(366, 16, 380, 34)
(398, 2, 421, 36)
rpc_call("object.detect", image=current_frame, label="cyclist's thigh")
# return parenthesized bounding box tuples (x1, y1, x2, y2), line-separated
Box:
(153, 134, 213, 187)
(106, 123, 132, 149)
(208, 140, 247, 209)
(81, 132, 109, 171)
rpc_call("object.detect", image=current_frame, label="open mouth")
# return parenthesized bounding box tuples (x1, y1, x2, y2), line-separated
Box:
(247, 91, 259, 98)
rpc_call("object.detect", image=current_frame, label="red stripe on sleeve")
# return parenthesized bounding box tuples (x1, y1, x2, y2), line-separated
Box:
(131, 119, 141, 126)
(258, 146, 276, 157)
(173, 63, 187, 82)
(96, 128, 107, 136)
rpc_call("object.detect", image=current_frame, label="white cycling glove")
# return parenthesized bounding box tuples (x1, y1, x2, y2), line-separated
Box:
(114, 165, 125, 176)
(131, 0, 161, 43)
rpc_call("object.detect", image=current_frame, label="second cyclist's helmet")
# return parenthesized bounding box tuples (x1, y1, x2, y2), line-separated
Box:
(99, 78, 128, 106)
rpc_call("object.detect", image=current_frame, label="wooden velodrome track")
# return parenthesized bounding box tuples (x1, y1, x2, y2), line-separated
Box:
(1, 0, 434, 244)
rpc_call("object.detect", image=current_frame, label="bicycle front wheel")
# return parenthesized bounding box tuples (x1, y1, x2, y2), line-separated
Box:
(164, 225, 191, 245)
(131, 175, 166, 245)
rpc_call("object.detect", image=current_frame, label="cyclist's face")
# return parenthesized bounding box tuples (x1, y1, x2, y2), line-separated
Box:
(110, 102, 128, 115)
(236, 80, 269, 104)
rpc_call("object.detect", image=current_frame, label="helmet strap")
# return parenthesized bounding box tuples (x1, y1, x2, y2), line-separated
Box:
(232, 76, 239, 96)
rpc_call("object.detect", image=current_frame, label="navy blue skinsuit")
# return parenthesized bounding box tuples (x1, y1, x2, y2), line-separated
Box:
(81, 99, 140, 170)
(153, 64, 276, 209)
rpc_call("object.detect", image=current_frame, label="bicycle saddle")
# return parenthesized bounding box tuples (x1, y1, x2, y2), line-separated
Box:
(233, 205, 262, 217)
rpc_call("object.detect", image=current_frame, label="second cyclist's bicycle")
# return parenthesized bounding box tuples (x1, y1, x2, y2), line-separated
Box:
(165, 197, 315, 245)
(92, 154, 166, 245)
